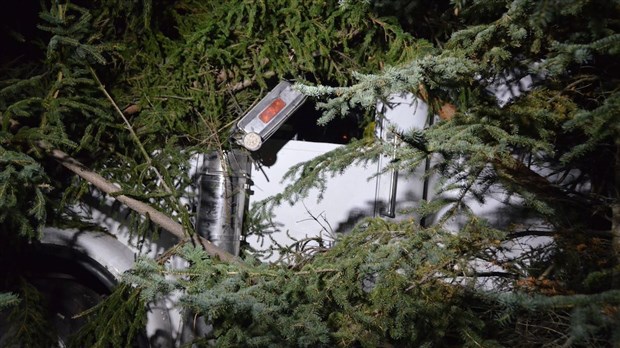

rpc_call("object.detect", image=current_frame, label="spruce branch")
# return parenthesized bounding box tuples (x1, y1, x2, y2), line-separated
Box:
(88, 66, 174, 195)
(226, 71, 276, 92)
(216, 57, 276, 92)
(0, 292, 20, 310)
(88, 66, 196, 241)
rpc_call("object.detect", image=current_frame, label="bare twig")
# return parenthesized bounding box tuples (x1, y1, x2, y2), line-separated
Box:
(122, 104, 141, 115)
(88, 66, 174, 195)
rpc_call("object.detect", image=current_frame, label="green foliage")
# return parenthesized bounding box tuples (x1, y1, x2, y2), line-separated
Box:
(0, 148, 49, 239)
(561, 92, 620, 163)
(1, 0, 419, 238)
(121, 0, 419, 156)
(130, 216, 505, 347)
(0, 292, 20, 311)
(299, 0, 619, 230)
(1, 280, 58, 348)
(1, 0, 619, 346)
(0, 1, 120, 237)
(252, 0, 620, 345)
(494, 289, 620, 347)
(0, 0, 425, 345)
(68, 283, 147, 348)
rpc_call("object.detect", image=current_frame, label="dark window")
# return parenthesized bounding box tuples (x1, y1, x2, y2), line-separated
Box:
(269, 101, 364, 144)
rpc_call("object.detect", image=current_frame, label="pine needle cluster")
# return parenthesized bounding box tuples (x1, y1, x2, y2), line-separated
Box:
(1, 0, 619, 346)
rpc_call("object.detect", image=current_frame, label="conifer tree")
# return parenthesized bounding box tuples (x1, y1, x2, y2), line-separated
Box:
(1, 0, 619, 346)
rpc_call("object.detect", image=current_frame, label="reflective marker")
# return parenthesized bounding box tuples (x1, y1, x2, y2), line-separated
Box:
(259, 98, 286, 123)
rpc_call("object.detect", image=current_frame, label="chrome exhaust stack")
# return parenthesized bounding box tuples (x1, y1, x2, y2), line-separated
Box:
(196, 81, 305, 256)
(195, 150, 251, 256)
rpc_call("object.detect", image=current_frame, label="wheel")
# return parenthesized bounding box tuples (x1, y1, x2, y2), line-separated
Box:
(0, 228, 172, 347)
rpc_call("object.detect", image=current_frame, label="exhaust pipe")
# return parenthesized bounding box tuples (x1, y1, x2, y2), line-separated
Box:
(195, 150, 251, 256)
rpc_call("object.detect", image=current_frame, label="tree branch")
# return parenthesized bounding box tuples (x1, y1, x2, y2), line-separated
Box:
(507, 229, 612, 239)
(89, 66, 174, 196)
(42, 144, 238, 263)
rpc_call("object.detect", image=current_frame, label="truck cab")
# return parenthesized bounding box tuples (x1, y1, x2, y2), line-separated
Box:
(2, 81, 510, 346)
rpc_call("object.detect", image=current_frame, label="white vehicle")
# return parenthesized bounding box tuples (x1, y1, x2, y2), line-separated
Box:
(3, 81, 512, 346)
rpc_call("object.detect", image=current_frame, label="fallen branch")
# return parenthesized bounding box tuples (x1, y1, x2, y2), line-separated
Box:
(43, 144, 238, 263)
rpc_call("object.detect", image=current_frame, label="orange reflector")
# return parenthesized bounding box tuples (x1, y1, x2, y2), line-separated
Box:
(259, 98, 286, 123)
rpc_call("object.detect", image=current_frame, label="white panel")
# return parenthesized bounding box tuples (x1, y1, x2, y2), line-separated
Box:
(247, 140, 379, 260)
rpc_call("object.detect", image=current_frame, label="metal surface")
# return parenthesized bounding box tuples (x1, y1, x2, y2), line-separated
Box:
(195, 150, 251, 256)
(37, 227, 173, 347)
(236, 81, 306, 150)
(381, 131, 399, 218)
(40, 227, 135, 280)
